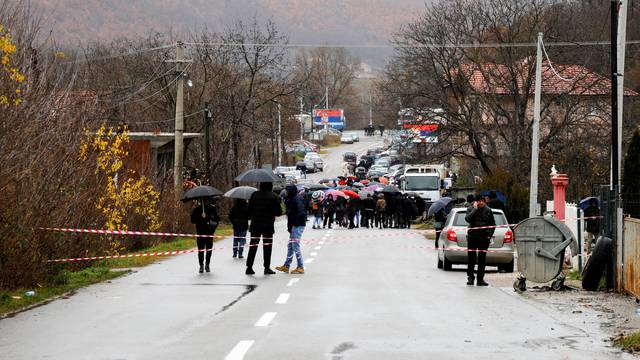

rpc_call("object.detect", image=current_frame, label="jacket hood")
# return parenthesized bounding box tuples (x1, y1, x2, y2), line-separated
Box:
(285, 184, 298, 197)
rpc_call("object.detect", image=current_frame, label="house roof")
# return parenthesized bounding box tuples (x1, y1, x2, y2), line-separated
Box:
(454, 60, 638, 97)
(128, 132, 202, 149)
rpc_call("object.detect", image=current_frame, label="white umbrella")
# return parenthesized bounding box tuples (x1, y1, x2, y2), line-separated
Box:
(224, 186, 258, 200)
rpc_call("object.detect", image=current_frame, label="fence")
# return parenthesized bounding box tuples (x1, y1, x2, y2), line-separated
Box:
(623, 217, 640, 299)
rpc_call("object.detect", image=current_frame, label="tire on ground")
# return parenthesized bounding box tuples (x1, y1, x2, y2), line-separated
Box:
(581, 236, 612, 291)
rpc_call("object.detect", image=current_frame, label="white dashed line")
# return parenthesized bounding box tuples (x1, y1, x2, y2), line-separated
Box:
(255, 312, 277, 327)
(306, 258, 315, 264)
(225, 340, 254, 360)
(275, 293, 290, 304)
(318, 241, 325, 245)
(314, 246, 322, 250)
(287, 278, 300, 287)
(310, 252, 318, 256)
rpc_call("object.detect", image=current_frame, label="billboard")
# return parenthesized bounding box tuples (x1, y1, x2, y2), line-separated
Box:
(402, 123, 439, 143)
(313, 109, 344, 130)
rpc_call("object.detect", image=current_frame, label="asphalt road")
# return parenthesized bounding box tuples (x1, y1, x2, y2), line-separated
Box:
(0, 132, 632, 360)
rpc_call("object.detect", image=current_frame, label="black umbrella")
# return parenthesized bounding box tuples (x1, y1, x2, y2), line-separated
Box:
(306, 184, 329, 191)
(181, 185, 223, 202)
(224, 186, 257, 200)
(381, 185, 401, 193)
(427, 197, 454, 217)
(235, 169, 280, 183)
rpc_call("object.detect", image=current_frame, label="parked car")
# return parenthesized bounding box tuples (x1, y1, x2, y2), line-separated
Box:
(351, 133, 360, 142)
(437, 207, 514, 272)
(343, 152, 357, 164)
(304, 153, 324, 172)
(341, 134, 354, 144)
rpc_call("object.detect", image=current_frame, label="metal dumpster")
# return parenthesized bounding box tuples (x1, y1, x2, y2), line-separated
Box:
(512, 215, 578, 291)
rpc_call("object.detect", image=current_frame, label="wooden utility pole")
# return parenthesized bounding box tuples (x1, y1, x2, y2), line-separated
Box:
(204, 102, 212, 184)
(166, 41, 192, 201)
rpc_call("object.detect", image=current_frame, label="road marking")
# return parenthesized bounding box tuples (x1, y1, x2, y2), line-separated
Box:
(275, 293, 290, 304)
(287, 278, 299, 287)
(255, 312, 277, 327)
(314, 246, 322, 250)
(225, 340, 254, 360)
(306, 258, 314, 263)
(310, 252, 318, 256)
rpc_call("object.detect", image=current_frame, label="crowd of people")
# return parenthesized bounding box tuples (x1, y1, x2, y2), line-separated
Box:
(308, 191, 420, 230)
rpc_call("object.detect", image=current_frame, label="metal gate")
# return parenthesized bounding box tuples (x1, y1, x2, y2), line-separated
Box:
(623, 218, 640, 298)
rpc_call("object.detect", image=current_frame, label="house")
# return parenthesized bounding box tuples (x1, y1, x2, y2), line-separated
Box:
(126, 132, 202, 178)
(447, 59, 638, 160)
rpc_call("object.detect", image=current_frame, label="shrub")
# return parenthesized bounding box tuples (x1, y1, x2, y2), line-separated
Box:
(476, 167, 530, 223)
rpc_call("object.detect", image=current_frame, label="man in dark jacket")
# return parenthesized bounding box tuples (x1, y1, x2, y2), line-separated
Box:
(361, 194, 376, 228)
(276, 184, 307, 274)
(465, 195, 496, 286)
(229, 199, 249, 259)
(246, 182, 283, 275)
(583, 199, 600, 254)
(191, 199, 219, 273)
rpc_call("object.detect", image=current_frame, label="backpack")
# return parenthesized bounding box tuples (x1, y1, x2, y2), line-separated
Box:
(377, 199, 387, 211)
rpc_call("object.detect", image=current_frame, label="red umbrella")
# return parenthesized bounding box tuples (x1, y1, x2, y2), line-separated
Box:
(379, 177, 389, 185)
(338, 180, 347, 186)
(343, 189, 359, 199)
(360, 179, 370, 185)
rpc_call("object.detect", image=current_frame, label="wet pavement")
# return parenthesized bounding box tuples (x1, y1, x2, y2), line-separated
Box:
(0, 132, 634, 359)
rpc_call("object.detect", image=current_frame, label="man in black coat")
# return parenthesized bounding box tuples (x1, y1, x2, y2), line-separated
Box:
(465, 195, 496, 286)
(246, 182, 283, 275)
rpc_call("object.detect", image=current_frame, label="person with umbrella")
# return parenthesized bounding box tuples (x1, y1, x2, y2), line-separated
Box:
(275, 184, 307, 275)
(229, 199, 249, 259)
(183, 186, 223, 273)
(190, 198, 219, 273)
(465, 195, 496, 286)
(323, 196, 336, 229)
(487, 190, 505, 211)
(225, 186, 257, 259)
(310, 191, 325, 229)
(361, 192, 376, 228)
(245, 182, 283, 275)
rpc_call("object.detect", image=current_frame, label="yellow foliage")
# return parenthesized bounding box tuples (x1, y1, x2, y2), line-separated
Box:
(0, 24, 23, 107)
(80, 126, 162, 238)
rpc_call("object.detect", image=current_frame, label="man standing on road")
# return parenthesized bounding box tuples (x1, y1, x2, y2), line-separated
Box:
(465, 195, 496, 286)
(276, 184, 307, 274)
(246, 182, 283, 275)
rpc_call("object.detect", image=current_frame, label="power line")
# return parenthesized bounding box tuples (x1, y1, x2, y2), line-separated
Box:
(133, 109, 204, 125)
(60, 43, 176, 65)
(184, 40, 640, 50)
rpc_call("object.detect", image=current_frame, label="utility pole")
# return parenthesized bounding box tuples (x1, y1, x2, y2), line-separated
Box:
(299, 97, 304, 140)
(204, 102, 212, 185)
(369, 92, 373, 126)
(277, 102, 282, 166)
(613, 0, 627, 291)
(529, 32, 543, 218)
(166, 41, 192, 201)
(325, 86, 329, 109)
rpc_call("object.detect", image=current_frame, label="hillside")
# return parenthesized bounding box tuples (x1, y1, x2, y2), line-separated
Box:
(32, 0, 427, 65)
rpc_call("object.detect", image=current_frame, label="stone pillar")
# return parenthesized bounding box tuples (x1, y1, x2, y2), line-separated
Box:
(551, 174, 569, 220)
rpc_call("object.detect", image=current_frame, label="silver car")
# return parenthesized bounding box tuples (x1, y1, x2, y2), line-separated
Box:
(437, 207, 514, 272)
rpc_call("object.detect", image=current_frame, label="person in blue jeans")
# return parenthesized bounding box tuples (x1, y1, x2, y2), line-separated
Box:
(229, 198, 249, 259)
(276, 184, 307, 274)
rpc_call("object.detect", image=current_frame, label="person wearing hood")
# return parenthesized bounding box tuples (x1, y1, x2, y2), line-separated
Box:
(276, 184, 307, 274)
(323, 196, 336, 229)
(246, 182, 283, 275)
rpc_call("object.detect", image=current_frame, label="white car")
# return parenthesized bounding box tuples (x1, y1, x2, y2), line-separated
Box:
(304, 154, 324, 172)
(341, 135, 354, 144)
